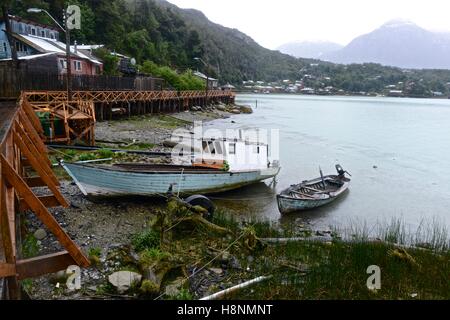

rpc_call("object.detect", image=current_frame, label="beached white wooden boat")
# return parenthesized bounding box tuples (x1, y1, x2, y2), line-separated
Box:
(62, 162, 280, 197)
(277, 165, 350, 214)
(61, 136, 280, 197)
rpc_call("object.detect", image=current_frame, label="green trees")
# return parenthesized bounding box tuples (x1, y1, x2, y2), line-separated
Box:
(141, 61, 205, 91)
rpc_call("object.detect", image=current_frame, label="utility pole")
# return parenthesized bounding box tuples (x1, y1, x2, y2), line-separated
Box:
(63, 9, 72, 101)
(194, 57, 211, 106)
(28, 7, 72, 101)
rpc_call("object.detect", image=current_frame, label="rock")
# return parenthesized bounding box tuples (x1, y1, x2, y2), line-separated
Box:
(238, 105, 253, 114)
(106, 244, 139, 266)
(108, 271, 142, 293)
(87, 285, 98, 292)
(373, 165, 378, 169)
(210, 267, 223, 275)
(34, 228, 47, 240)
(164, 278, 186, 297)
(49, 270, 68, 285)
(141, 261, 177, 292)
(230, 109, 241, 114)
(216, 105, 226, 111)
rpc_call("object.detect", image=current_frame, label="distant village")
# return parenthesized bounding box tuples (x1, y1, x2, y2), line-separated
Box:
(239, 63, 450, 98)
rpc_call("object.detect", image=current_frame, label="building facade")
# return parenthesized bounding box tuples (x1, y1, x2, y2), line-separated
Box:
(0, 15, 102, 75)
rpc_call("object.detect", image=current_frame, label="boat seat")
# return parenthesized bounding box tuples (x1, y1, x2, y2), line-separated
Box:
(303, 186, 322, 193)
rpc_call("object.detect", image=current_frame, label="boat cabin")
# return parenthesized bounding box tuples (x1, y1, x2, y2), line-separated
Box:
(193, 138, 270, 171)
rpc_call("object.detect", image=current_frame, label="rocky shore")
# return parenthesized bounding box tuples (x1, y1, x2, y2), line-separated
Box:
(94, 102, 252, 149)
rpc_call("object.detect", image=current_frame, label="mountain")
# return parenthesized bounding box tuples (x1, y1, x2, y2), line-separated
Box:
(323, 20, 450, 69)
(277, 41, 343, 59)
(150, 0, 313, 83)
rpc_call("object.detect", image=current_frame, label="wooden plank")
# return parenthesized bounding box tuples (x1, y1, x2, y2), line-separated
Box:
(12, 131, 67, 207)
(14, 123, 58, 186)
(24, 176, 46, 188)
(0, 135, 20, 299)
(16, 251, 75, 280)
(0, 263, 16, 278)
(0, 155, 89, 268)
(0, 161, 16, 267)
(19, 195, 60, 212)
(21, 99, 44, 136)
(18, 110, 50, 163)
(21, 159, 31, 167)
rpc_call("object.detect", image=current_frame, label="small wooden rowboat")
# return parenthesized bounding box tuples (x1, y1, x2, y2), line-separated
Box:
(276, 164, 351, 214)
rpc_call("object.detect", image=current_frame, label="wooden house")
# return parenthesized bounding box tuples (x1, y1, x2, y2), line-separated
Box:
(0, 15, 103, 76)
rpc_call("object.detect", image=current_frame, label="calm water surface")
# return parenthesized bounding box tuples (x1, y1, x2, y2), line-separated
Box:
(205, 94, 450, 231)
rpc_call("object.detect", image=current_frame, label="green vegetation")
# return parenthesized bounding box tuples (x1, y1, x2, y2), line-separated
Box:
(116, 114, 188, 130)
(139, 248, 170, 266)
(137, 201, 449, 299)
(88, 247, 102, 266)
(132, 229, 160, 252)
(22, 234, 40, 258)
(141, 61, 205, 91)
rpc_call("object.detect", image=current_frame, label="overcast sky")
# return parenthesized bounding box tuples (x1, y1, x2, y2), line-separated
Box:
(167, 0, 450, 49)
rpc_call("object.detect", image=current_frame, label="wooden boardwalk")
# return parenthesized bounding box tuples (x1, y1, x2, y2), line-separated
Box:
(23, 89, 235, 145)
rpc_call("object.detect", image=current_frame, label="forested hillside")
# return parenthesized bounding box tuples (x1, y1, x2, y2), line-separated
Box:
(3, 0, 450, 95)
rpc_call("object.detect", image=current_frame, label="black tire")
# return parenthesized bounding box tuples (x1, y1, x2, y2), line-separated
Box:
(184, 195, 215, 220)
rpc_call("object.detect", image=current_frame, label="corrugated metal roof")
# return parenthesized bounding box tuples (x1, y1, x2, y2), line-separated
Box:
(14, 34, 102, 65)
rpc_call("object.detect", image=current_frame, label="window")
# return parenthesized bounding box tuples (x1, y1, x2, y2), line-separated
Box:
(214, 141, 223, 155)
(73, 61, 82, 71)
(253, 145, 260, 154)
(208, 141, 215, 154)
(31, 28, 36, 36)
(15, 41, 26, 52)
(41, 30, 45, 37)
(60, 59, 67, 69)
(229, 143, 236, 155)
(0, 42, 5, 52)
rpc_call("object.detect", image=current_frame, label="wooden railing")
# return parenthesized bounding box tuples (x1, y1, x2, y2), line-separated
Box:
(0, 66, 164, 98)
(24, 89, 235, 104)
(0, 97, 89, 299)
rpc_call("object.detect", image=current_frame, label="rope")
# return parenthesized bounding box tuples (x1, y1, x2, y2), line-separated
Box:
(47, 146, 76, 159)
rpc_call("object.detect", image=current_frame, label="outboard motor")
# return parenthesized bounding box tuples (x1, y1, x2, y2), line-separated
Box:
(336, 164, 350, 177)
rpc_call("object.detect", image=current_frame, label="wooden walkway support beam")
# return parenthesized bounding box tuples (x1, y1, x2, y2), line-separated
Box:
(0, 98, 89, 300)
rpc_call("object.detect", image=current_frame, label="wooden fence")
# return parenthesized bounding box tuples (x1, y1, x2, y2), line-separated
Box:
(0, 63, 164, 98)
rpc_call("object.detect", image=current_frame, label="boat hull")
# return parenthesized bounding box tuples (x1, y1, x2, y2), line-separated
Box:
(62, 163, 280, 197)
(276, 194, 337, 214)
(276, 172, 350, 214)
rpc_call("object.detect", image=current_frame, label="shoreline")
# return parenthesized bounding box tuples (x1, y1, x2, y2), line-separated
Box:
(94, 102, 251, 152)
(236, 91, 450, 100)
(23, 194, 449, 300)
